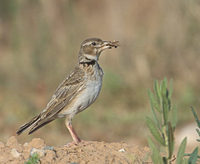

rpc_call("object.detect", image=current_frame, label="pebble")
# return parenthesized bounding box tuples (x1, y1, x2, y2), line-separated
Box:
(11, 148, 21, 158)
(23, 142, 28, 147)
(30, 148, 46, 157)
(43, 146, 54, 151)
(118, 148, 125, 152)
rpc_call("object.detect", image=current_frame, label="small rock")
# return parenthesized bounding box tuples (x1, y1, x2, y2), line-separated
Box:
(30, 148, 46, 157)
(6, 136, 18, 147)
(43, 146, 54, 151)
(29, 138, 46, 149)
(23, 142, 28, 147)
(118, 148, 126, 152)
(11, 148, 21, 158)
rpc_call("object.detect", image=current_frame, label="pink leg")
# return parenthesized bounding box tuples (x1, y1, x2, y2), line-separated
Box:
(66, 121, 81, 144)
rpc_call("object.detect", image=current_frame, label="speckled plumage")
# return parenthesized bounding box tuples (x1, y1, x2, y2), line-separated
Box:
(17, 38, 119, 144)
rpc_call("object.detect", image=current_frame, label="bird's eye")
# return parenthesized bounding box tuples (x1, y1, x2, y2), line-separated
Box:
(91, 42, 96, 46)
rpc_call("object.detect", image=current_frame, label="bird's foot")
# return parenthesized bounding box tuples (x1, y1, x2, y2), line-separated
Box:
(64, 141, 78, 147)
(64, 140, 91, 147)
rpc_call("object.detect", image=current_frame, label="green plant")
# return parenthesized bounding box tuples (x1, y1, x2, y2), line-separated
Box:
(191, 107, 200, 143)
(25, 153, 40, 164)
(146, 78, 178, 164)
(146, 78, 200, 164)
(176, 137, 187, 164)
(184, 107, 200, 164)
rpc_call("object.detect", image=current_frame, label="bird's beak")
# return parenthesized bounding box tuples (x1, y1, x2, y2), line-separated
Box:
(99, 40, 120, 52)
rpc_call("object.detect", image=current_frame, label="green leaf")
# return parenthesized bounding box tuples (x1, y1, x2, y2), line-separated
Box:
(161, 79, 170, 124)
(148, 90, 160, 128)
(146, 117, 165, 146)
(162, 157, 167, 164)
(148, 89, 161, 113)
(161, 78, 167, 95)
(154, 80, 161, 107)
(167, 122, 174, 159)
(170, 105, 177, 129)
(176, 137, 187, 164)
(196, 129, 200, 137)
(188, 147, 198, 164)
(168, 79, 173, 99)
(162, 95, 169, 125)
(182, 158, 188, 164)
(191, 107, 200, 128)
(167, 89, 171, 111)
(147, 137, 163, 164)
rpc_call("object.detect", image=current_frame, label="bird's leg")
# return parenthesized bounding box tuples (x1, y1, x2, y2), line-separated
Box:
(65, 120, 81, 144)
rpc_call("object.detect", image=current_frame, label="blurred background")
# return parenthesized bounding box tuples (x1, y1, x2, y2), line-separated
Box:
(0, 0, 200, 149)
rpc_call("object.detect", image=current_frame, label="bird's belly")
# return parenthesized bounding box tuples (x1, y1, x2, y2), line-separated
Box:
(59, 79, 102, 117)
(79, 80, 102, 110)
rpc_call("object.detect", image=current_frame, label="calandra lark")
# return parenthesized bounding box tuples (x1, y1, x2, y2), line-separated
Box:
(17, 38, 119, 144)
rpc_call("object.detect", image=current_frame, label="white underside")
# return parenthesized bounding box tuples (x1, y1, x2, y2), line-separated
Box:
(58, 67, 103, 119)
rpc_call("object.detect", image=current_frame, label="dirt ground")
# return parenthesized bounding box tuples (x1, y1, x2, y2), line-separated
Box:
(0, 136, 150, 164)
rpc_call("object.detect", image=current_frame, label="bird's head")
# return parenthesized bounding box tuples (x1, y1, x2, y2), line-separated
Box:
(79, 38, 119, 63)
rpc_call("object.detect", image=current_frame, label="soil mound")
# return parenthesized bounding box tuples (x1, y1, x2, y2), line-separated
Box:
(0, 136, 150, 164)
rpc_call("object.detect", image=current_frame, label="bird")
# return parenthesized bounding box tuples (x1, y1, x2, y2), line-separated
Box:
(16, 38, 119, 144)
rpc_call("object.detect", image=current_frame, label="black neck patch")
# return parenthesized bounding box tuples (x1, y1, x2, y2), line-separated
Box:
(79, 60, 96, 66)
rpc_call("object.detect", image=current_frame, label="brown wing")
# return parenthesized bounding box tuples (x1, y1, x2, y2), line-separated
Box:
(17, 66, 85, 135)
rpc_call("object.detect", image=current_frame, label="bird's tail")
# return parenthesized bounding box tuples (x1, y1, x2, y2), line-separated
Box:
(16, 114, 55, 135)
(16, 115, 40, 135)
